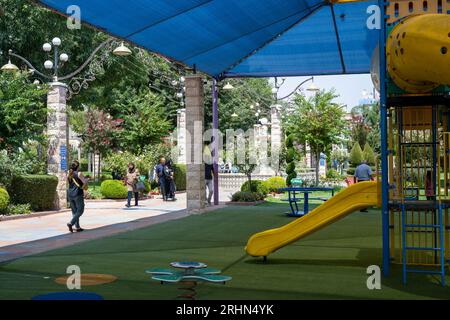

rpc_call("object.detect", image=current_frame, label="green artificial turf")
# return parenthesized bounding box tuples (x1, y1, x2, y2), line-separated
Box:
(0, 202, 449, 300)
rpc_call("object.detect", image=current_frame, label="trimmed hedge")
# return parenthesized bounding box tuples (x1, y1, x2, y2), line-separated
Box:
(9, 175, 58, 211)
(241, 180, 269, 196)
(0, 188, 10, 214)
(100, 180, 128, 199)
(231, 191, 264, 202)
(264, 176, 286, 193)
(173, 164, 186, 191)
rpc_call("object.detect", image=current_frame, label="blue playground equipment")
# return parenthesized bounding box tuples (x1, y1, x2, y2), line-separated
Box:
(146, 262, 232, 299)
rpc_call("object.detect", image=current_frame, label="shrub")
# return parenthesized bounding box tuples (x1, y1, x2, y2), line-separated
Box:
(286, 148, 295, 163)
(0, 188, 10, 214)
(173, 164, 186, 191)
(102, 152, 130, 178)
(363, 142, 377, 165)
(326, 169, 342, 180)
(286, 172, 297, 187)
(100, 180, 128, 199)
(231, 191, 265, 202)
(347, 167, 355, 176)
(9, 175, 58, 211)
(286, 162, 296, 174)
(140, 180, 151, 194)
(264, 176, 286, 193)
(285, 134, 297, 186)
(79, 159, 89, 172)
(100, 173, 113, 182)
(7, 203, 31, 215)
(349, 142, 364, 166)
(241, 180, 269, 196)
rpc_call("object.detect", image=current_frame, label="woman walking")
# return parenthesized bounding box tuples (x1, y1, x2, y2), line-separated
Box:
(125, 162, 140, 207)
(67, 160, 88, 233)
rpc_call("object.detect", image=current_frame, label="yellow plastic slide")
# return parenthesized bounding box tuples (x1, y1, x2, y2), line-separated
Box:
(245, 181, 381, 257)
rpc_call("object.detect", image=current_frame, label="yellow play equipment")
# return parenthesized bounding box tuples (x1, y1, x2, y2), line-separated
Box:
(246, 181, 381, 257)
(246, 4, 450, 279)
(386, 14, 450, 93)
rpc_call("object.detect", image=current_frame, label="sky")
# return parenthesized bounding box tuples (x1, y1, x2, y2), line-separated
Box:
(276, 74, 377, 112)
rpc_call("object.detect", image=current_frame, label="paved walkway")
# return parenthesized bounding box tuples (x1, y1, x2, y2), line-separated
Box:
(0, 194, 189, 263)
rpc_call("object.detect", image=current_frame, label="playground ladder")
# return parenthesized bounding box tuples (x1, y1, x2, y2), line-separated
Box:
(401, 203, 446, 286)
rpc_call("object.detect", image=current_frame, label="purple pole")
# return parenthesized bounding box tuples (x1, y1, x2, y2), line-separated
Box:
(212, 79, 219, 205)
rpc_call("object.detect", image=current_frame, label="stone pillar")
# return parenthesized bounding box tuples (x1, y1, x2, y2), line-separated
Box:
(270, 105, 282, 175)
(46, 82, 68, 210)
(185, 75, 206, 212)
(176, 108, 187, 164)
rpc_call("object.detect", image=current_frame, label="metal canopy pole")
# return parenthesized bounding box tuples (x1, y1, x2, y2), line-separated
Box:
(379, 0, 390, 277)
(212, 78, 220, 205)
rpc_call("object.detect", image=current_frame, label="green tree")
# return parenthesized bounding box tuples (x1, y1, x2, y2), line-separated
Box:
(113, 90, 172, 153)
(349, 142, 364, 166)
(350, 103, 380, 153)
(0, 72, 48, 151)
(1, 0, 186, 127)
(363, 142, 376, 165)
(205, 78, 274, 132)
(284, 89, 347, 186)
(81, 109, 123, 182)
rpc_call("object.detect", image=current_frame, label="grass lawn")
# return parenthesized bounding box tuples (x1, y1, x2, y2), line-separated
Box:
(0, 202, 449, 300)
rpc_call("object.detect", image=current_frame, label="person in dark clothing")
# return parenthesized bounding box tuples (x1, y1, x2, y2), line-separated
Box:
(155, 157, 168, 201)
(67, 160, 88, 233)
(165, 159, 177, 201)
(205, 163, 214, 205)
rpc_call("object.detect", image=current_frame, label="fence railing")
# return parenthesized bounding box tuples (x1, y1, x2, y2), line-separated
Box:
(219, 171, 317, 192)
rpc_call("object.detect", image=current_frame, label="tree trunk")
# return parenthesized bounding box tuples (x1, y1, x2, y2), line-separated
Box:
(315, 151, 320, 186)
(247, 173, 253, 192)
(92, 150, 97, 190)
(97, 153, 101, 183)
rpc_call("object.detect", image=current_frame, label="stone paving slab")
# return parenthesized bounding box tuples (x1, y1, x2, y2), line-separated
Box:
(0, 195, 186, 248)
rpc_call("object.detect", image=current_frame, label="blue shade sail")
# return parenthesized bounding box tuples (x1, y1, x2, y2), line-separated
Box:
(38, 0, 379, 78)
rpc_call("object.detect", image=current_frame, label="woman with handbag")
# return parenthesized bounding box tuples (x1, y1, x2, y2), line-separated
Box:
(125, 162, 140, 208)
(67, 160, 88, 233)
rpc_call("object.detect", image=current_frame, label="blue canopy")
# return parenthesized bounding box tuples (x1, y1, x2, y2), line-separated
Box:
(38, 0, 379, 79)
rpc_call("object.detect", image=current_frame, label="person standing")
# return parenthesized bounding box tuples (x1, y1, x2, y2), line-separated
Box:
(354, 160, 373, 183)
(205, 162, 214, 205)
(354, 160, 373, 212)
(125, 162, 140, 208)
(165, 159, 177, 201)
(156, 157, 167, 201)
(67, 160, 88, 233)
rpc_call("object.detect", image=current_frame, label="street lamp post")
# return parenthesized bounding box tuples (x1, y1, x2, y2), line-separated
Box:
(1, 37, 131, 210)
(272, 76, 319, 102)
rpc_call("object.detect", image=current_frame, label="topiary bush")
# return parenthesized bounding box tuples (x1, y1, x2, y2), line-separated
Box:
(264, 176, 286, 193)
(363, 142, 376, 165)
(100, 180, 128, 199)
(9, 175, 58, 211)
(241, 180, 269, 196)
(173, 164, 186, 191)
(231, 191, 265, 202)
(0, 188, 10, 214)
(349, 142, 364, 166)
(285, 134, 297, 186)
